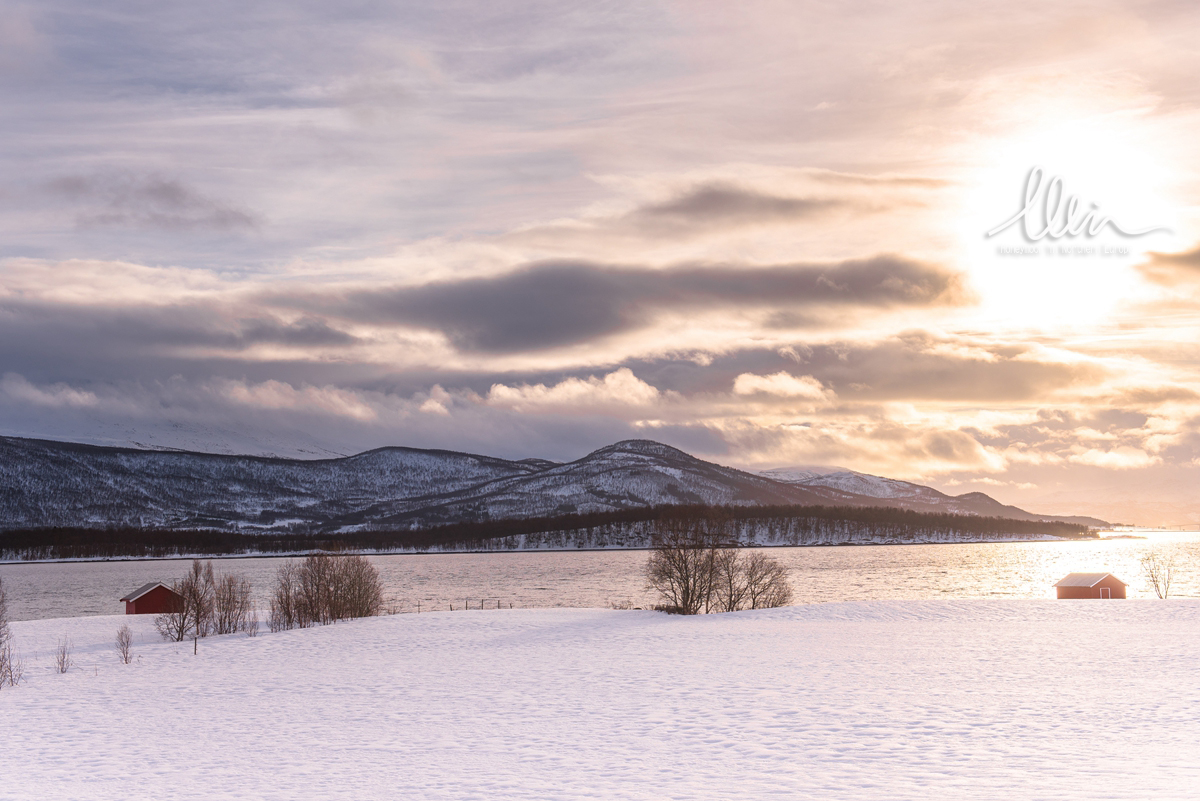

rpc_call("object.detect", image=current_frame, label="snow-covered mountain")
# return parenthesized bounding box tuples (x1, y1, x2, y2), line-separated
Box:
(760, 466, 1106, 527)
(0, 435, 1106, 533)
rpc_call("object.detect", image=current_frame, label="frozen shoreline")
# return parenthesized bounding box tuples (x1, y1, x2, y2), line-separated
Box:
(3, 601, 1199, 800)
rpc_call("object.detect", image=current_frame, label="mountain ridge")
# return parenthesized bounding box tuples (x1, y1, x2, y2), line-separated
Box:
(759, 465, 1106, 527)
(0, 435, 1107, 533)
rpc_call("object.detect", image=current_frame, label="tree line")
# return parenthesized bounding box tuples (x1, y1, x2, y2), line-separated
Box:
(0, 504, 1094, 561)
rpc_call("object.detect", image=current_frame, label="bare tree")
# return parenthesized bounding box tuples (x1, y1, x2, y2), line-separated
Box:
(712, 548, 750, 612)
(188, 560, 216, 638)
(0, 575, 10, 649)
(154, 560, 216, 641)
(0, 642, 23, 688)
(333, 554, 384, 619)
(646, 522, 718, 615)
(54, 637, 73, 674)
(269, 553, 384, 630)
(296, 553, 337, 625)
(115, 624, 134, 664)
(0, 578, 20, 687)
(212, 572, 254, 634)
(1141, 550, 1176, 599)
(155, 588, 190, 642)
(269, 561, 303, 632)
(742, 551, 794, 609)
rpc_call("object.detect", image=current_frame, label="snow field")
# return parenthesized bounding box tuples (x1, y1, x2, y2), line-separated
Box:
(2, 601, 1199, 800)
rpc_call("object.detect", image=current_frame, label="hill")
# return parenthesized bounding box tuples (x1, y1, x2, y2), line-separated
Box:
(0, 435, 1106, 534)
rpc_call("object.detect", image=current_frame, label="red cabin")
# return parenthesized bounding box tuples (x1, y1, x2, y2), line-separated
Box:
(1054, 573, 1127, 599)
(120, 582, 183, 614)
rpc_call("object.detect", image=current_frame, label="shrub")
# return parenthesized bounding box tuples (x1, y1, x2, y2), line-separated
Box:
(269, 561, 303, 632)
(0, 576, 9, 647)
(0, 577, 21, 688)
(269, 553, 384, 631)
(646, 518, 793, 614)
(116, 624, 134, 664)
(54, 637, 73, 674)
(0, 642, 23, 688)
(156, 560, 254, 640)
(1141, 549, 1176, 599)
(741, 551, 794, 609)
(212, 573, 254, 634)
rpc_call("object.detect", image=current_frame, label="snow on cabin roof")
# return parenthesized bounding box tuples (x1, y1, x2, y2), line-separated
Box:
(1054, 572, 1126, 588)
(120, 581, 173, 602)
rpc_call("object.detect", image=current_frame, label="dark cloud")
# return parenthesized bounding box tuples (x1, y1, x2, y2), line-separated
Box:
(342, 257, 965, 353)
(625, 183, 843, 231)
(234, 317, 359, 348)
(610, 335, 1102, 403)
(46, 173, 258, 232)
(0, 302, 360, 386)
(510, 180, 920, 246)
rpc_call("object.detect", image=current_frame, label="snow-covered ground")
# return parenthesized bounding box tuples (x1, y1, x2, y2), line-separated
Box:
(2, 601, 1198, 800)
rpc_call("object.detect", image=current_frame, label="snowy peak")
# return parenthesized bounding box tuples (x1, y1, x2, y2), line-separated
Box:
(760, 465, 1106, 527)
(585, 439, 698, 461)
(802, 472, 945, 501)
(757, 465, 850, 483)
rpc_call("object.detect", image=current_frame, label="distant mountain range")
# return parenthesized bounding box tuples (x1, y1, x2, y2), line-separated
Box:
(757, 466, 1105, 527)
(0, 435, 1108, 534)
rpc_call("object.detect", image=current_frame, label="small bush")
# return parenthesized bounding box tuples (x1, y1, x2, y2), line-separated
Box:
(0, 642, 23, 688)
(115, 624, 134, 664)
(54, 637, 73, 674)
(1141, 550, 1176, 599)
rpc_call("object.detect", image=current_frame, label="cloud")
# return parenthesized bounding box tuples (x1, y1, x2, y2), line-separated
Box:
(1069, 446, 1160, 470)
(488, 368, 662, 413)
(344, 256, 965, 353)
(215, 379, 378, 421)
(621, 183, 844, 233)
(3, 0, 1200, 526)
(616, 335, 1103, 403)
(46, 173, 258, 232)
(0, 372, 98, 408)
(1139, 246, 1200, 285)
(732, 371, 832, 401)
(507, 169, 943, 252)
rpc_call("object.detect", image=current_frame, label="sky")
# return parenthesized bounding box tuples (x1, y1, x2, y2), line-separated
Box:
(3, 0, 1200, 525)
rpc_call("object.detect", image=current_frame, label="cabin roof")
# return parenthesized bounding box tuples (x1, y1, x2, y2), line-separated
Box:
(119, 581, 174, 602)
(1054, 572, 1126, 588)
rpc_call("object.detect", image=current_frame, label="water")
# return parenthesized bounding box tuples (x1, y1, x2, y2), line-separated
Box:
(1, 531, 1197, 621)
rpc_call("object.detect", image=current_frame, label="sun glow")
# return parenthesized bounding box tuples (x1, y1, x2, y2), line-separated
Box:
(954, 116, 1184, 331)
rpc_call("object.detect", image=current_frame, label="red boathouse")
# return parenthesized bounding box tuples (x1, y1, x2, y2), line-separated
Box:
(120, 582, 182, 614)
(1054, 573, 1127, 599)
